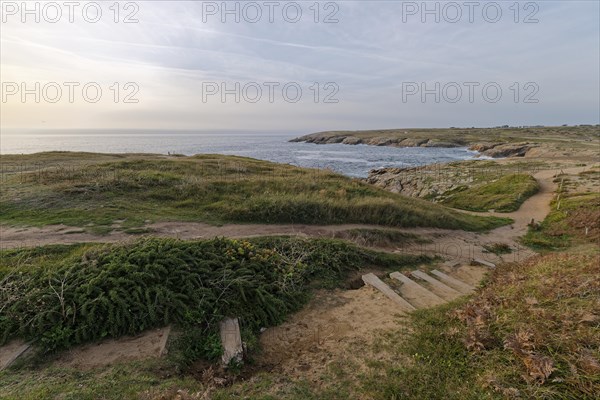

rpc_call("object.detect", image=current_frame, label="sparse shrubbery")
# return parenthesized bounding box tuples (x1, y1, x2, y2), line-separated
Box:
(0, 236, 429, 357)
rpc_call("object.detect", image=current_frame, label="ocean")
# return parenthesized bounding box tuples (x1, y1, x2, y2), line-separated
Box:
(0, 130, 481, 178)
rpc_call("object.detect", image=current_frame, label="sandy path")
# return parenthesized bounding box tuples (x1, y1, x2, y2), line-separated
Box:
(0, 222, 435, 250)
(463, 165, 590, 238)
(54, 327, 170, 370)
(1, 167, 589, 264)
(3, 167, 586, 379)
(254, 285, 411, 384)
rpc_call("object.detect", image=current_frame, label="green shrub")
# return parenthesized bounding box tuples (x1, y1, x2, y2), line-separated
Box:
(0, 237, 429, 355)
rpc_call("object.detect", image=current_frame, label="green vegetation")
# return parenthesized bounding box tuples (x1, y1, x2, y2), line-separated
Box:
(0, 152, 510, 232)
(442, 174, 539, 212)
(331, 228, 429, 247)
(4, 250, 597, 400)
(0, 360, 205, 400)
(522, 192, 600, 250)
(2, 154, 597, 399)
(482, 243, 512, 255)
(0, 236, 429, 354)
(432, 159, 547, 186)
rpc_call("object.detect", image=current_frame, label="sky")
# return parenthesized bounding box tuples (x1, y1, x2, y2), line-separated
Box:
(1, 0, 599, 132)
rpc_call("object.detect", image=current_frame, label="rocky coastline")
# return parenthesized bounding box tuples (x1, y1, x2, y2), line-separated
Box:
(290, 133, 538, 158)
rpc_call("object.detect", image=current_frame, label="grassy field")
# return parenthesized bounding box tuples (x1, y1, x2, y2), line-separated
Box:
(442, 174, 540, 212)
(0, 152, 510, 232)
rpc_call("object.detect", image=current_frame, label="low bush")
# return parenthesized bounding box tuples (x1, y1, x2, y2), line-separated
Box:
(0, 237, 429, 358)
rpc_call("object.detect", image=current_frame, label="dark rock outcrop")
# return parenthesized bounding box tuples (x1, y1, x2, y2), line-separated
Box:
(366, 164, 475, 200)
(469, 142, 536, 158)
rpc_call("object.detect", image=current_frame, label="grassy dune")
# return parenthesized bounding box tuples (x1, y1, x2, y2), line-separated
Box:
(442, 174, 540, 212)
(0, 152, 510, 232)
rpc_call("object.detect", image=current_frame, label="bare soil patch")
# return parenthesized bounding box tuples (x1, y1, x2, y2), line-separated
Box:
(254, 285, 410, 383)
(52, 327, 171, 371)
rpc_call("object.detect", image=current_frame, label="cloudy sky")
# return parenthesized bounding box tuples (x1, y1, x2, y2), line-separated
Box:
(1, 0, 599, 132)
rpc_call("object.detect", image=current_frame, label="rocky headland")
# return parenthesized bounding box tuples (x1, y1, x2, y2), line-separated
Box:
(290, 131, 538, 158)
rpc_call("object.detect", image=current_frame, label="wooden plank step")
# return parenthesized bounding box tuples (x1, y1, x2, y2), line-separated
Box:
(362, 273, 416, 312)
(431, 270, 475, 294)
(472, 259, 496, 268)
(389, 272, 446, 308)
(0, 340, 31, 371)
(410, 270, 463, 300)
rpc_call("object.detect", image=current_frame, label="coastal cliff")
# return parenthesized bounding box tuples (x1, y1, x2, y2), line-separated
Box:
(290, 130, 537, 158)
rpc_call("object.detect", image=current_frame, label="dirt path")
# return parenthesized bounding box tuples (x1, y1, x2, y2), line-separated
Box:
(252, 284, 412, 388)
(3, 166, 586, 385)
(2, 167, 589, 266)
(461, 166, 590, 244)
(54, 327, 170, 371)
(464, 167, 583, 236)
(0, 222, 434, 249)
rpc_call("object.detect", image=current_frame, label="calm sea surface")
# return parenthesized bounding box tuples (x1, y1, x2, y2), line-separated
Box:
(1, 130, 482, 178)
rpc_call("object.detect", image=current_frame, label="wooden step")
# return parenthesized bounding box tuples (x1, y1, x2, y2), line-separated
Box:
(410, 270, 463, 300)
(430, 270, 475, 294)
(389, 272, 446, 308)
(0, 340, 31, 371)
(362, 273, 416, 312)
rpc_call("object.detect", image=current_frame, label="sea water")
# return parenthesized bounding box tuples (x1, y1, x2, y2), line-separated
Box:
(0, 130, 480, 178)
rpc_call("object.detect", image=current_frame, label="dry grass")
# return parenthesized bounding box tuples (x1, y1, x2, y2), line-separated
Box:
(454, 253, 600, 398)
